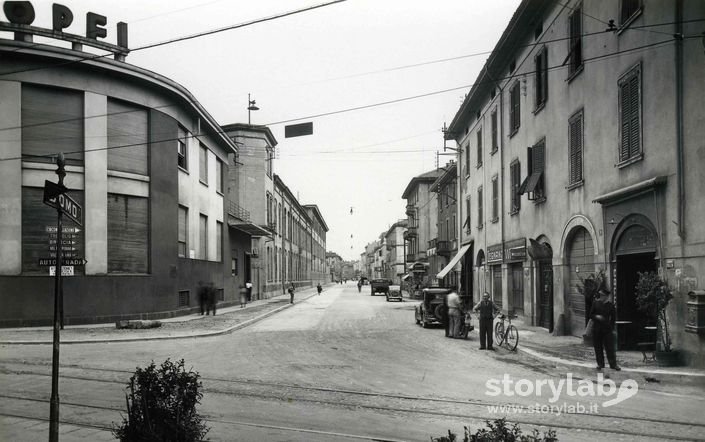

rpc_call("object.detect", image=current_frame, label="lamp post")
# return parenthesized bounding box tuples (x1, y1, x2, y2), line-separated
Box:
(247, 93, 259, 125)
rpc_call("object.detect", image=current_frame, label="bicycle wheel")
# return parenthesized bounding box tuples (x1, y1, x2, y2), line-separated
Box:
(505, 325, 519, 351)
(494, 322, 505, 345)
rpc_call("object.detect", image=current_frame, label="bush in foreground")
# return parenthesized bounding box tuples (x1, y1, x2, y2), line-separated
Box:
(113, 358, 209, 441)
(432, 418, 557, 442)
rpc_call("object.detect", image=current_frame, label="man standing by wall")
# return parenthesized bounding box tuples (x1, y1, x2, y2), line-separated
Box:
(474, 292, 499, 350)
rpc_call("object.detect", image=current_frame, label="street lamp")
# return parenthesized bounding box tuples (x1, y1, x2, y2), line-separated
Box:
(247, 93, 259, 125)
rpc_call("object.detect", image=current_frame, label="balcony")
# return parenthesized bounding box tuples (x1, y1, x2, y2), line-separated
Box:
(229, 201, 250, 222)
(405, 203, 415, 216)
(436, 240, 451, 257)
(406, 226, 418, 238)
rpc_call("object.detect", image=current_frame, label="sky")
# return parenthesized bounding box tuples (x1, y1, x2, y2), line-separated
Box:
(22, 0, 521, 261)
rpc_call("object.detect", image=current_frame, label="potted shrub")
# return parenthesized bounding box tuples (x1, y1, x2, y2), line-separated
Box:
(635, 271, 679, 366)
(577, 269, 608, 342)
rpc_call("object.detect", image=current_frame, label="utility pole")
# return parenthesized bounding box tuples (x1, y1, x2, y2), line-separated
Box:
(49, 153, 65, 442)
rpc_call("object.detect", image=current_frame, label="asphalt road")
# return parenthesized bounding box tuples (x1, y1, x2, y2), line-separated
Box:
(1, 282, 704, 441)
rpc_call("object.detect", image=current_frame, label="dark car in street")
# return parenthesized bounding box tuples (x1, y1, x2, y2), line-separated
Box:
(414, 287, 451, 328)
(386, 285, 403, 302)
(370, 278, 391, 296)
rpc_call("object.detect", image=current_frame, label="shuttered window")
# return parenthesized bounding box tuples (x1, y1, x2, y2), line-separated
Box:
(618, 65, 641, 164)
(510, 81, 520, 135)
(477, 186, 483, 229)
(464, 143, 471, 176)
(621, 0, 642, 25)
(533, 139, 546, 199)
(568, 5, 583, 76)
(199, 214, 208, 260)
(568, 110, 584, 185)
(535, 46, 548, 109)
(178, 205, 188, 258)
(491, 110, 498, 153)
(510, 160, 521, 213)
(491, 176, 498, 222)
(108, 193, 148, 273)
(22, 84, 84, 165)
(107, 99, 149, 175)
(476, 128, 483, 168)
(199, 144, 208, 184)
(464, 196, 471, 233)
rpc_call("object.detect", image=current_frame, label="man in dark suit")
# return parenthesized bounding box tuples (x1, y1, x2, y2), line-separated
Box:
(591, 288, 620, 370)
(474, 292, 500, 350)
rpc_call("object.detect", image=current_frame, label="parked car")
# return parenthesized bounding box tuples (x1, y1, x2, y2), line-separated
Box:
(386, 285, 403, 302)
(370, 278, 391, 296)
(414, 287, 451, 328)
(359, 277, 369, 285)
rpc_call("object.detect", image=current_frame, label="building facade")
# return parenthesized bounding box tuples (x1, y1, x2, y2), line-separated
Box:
(446, 0, 705, 365)
(383, 220, 408, 284)
(430, 162, 462, 292)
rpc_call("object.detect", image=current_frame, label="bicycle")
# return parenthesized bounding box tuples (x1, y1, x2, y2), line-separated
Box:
(494, 314, 519, 351)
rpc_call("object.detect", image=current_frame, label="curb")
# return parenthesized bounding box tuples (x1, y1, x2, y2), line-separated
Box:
(0, 292, 318, 346)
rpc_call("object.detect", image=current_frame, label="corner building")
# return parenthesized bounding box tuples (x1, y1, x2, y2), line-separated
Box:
(446, 0, 705, 366)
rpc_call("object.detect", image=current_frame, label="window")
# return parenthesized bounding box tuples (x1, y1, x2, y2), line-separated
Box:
(108, 99, 149, 175)
(534, 22, 543, 40)
(520, 138, 546, 201)
(568, 4, 583, 76)
(108, 193, 149, 273)
(491, 110, 498, 153)
(178, 291, 190, 307)
(476, 128, 483, 168)
(216, 158, 223, 193)
(568, 110, 584, 186)
(618, 64, 642, 165)
(178, 206, 188, 258)
(510, 160, 521, 213)
(535, 46, 548, 110)
(464, 196, 471, 233)
(216, 221, 223, 262)
(464, 143, 471, 176)
(491, 176, 499, 222)
(177, 126, 188, 170)
(22, 84, 84, 165)
(477, 186, 483, 229)
(510, 81, 521, 135)
(199, 214, 208, 259)
(620, 0, 642, 26)
(509, 59, 516, 74)
(199, 144, 208, 184)
(266, 148, 273, 177)
(451, 214, 456, 238)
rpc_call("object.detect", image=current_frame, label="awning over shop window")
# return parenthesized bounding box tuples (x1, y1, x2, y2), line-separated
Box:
(519, 171, 543, 195)
(436, 243, 472, 279)
(228, 220, 272, 237)
(401, 273, 412, 281)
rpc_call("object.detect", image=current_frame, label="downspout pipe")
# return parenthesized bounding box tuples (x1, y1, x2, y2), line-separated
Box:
(676, 0, 685, 239)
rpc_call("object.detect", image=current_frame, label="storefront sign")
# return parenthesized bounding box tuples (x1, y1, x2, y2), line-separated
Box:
(504, 238, 527, 262)
(487, 243, 503, 264)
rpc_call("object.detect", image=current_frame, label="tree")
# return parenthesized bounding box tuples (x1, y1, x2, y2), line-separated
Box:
(635, 271, 674, 352)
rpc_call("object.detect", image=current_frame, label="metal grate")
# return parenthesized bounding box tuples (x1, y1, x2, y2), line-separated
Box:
(178, 290, 190, 307)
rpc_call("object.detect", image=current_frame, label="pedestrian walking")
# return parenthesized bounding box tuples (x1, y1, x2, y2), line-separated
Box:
(446, 290, 463, 338)
(288, 282, 295, 304)
(198, 281, 207, 315)
(239, 284, 248, 308)
(590, 288, 621, 371)
(206, 282, 217, 315)
(317, 282, 323, 295)
(357, 280, 362, 293)
(474, 292, 500, 350)
(245, 280, 253, 302)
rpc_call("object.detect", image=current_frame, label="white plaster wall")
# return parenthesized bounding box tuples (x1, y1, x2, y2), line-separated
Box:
(84, 92, 108, 274)
(0, 81, 22, 274)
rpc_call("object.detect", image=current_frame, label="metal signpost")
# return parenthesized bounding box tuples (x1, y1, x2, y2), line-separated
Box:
(42, 154, 83, 442)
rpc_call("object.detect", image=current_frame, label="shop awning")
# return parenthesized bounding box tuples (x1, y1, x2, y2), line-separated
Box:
(228, 220, 272, 237)
(436, 243, 472, 279)
(401, 273, 412, 281)
(519, 171, 543, 195)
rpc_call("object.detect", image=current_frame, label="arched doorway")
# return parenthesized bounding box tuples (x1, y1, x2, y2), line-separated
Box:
(566, 227, 595, 337)
(613, 216, 658, 350)
(530, 238, 554, 332)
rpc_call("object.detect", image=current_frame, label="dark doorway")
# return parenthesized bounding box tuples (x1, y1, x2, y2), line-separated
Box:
(492, 265, 502, 309)
(616, 252, 656, 350)
(539, 261, 554, 331)
(510, 264, 524, 314)
(244, 253, 252, 295)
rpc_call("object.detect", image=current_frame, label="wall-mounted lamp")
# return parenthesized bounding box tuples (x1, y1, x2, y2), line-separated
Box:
(247, 93, 259, 125)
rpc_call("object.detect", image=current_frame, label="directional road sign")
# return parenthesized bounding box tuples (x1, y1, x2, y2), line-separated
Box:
(38, 258, 87, 267)
(43, 182, 82, 226)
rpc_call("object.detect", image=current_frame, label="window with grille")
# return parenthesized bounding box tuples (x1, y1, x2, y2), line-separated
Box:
(178, 206, 188, 258)
(620, 0, 642, 26)
(568, 110, 584, 186)
(199, 144, 208, 184)
(510, 81, 521, 136)
(491, 176, 498, 223)
(178, 290, 190, 307)
(491, 110, 498, 153)
(476, 128, 483, 168)
(177, 126, 188, 170)
(510, 160, 521, 213)
(535, 46, 548, 110)
(520, 138, 546, 201)
(477, 186, 483, 229)
(618, 64, 642, 165)
(568, 5, 583, 76)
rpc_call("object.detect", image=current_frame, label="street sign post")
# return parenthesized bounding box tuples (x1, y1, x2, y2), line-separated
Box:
(43, 187, 82, 227)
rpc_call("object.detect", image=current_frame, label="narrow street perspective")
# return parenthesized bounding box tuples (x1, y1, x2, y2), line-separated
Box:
(1, 0, 705, 441)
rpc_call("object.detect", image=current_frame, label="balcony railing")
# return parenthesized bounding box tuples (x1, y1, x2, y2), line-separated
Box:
(406, 226, 418, 238)
(229, 201, 250, 222)
(436, 240, 451, 256)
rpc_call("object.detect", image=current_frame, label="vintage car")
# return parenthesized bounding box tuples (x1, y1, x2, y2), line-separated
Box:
(370, 278, 391, 296)
(414, 287, 451, 328)
(386, 285, 403, 302)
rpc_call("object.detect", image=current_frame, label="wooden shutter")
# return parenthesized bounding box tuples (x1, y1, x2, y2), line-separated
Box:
(620, 80, 631, 162)
(108, 193, 148, 273)
(569, 113, 583, 184)
(477, 129, 482, 166)
(108, 99, 149, 175)
(533, 140, 545, 173)
(541, 47, 548, 103)
(477, 187, 483, 227)
(22, 84, 84, 165)
(491, 111, 498, 151)
(628, 75, 640, 158)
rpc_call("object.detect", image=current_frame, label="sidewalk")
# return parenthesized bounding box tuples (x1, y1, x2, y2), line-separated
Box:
(0, 286, 320, 345)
